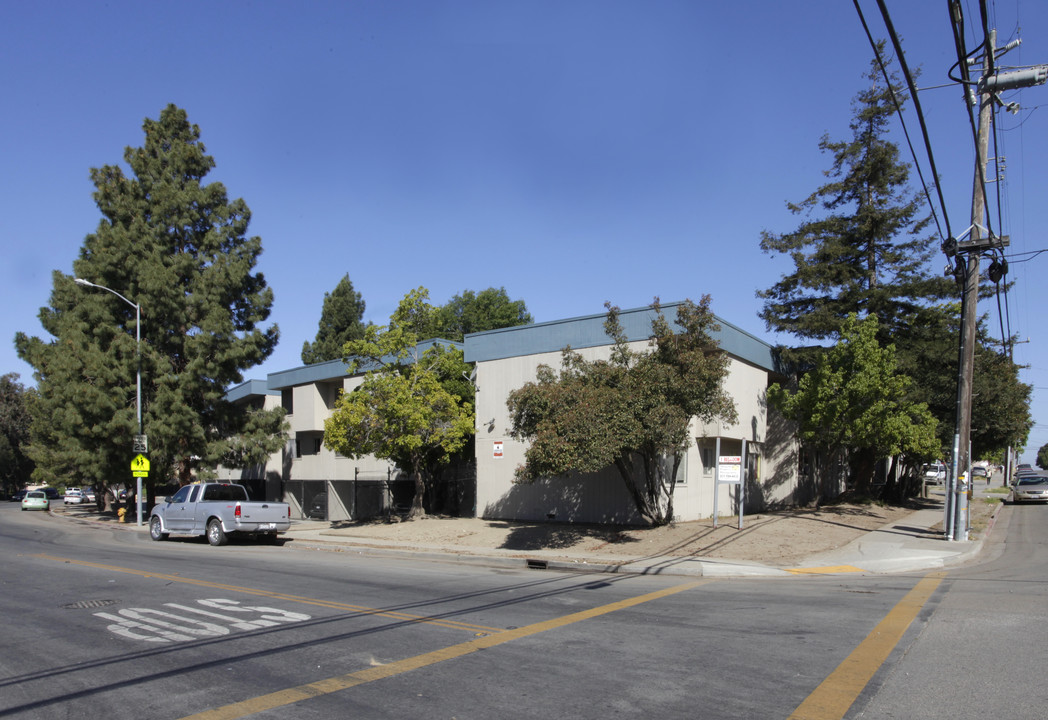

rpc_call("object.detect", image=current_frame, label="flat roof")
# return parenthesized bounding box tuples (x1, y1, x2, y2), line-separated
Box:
(463, 301, 778, 373)
(226, 379, 279, 403)
(266, 339, 464, 391)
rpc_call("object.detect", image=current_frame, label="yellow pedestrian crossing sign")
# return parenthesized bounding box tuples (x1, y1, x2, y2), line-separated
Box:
(131, 454, 150, 478)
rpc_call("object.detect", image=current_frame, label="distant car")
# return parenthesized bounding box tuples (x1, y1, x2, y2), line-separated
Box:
(21, 491, 49, 512)
(922, 463, 947, 484)
(1013, 467, 1040, 485)
(9, 490, 27, 502)
(81, 487, 96, 503)
(64, 488, 84, 505)
(971, 466, 989, 480)
(40, 487, 61, 500)
(1012, 476, 1048, 503)
(308, 492, 328, 520)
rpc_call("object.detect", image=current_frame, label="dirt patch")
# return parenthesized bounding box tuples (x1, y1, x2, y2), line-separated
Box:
(324, 501, 923, 566)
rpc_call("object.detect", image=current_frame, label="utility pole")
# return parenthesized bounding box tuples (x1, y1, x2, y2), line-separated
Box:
(947, 26, 1046, 540)
(950, 29, 995, 542)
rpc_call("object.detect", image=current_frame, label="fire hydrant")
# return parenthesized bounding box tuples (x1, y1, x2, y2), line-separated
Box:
(117, 507, 127, 522)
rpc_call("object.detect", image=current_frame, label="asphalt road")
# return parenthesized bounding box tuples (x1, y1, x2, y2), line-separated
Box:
(1, 499, 1044, 719)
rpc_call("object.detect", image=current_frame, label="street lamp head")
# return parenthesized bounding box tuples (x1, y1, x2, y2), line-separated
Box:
(74, 278, 94, 287)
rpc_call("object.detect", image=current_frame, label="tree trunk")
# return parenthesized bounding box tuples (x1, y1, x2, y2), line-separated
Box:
(850, 447, 878, 497)
(408, 466, 426, 519)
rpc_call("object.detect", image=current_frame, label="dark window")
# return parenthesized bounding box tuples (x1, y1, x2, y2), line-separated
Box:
(202, 484, 248, 502)
(171, 486, 192, 504)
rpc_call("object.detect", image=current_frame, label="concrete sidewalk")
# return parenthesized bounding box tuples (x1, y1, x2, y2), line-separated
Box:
(279, 493, 1003, 578)
(58, 486, 1005, 579)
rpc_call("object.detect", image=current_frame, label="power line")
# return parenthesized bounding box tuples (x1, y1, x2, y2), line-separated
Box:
(853, 0, 954, 242)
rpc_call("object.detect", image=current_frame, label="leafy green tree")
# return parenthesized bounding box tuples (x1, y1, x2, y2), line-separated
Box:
(1037, 444, 1048, 471)
(758, 49, 953, 355)
(324, 288, 475, 518)
(435, 287, 533, 341)
(895, 305, 1032, 460)
(16, 104, 284, 496)
(508, 297, 737, 526)
(0, 374, 35, 494)
(301, 274, 368, 364)
(768, 314, 940, 497)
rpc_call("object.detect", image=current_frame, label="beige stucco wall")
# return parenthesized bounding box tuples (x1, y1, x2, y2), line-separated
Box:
(216, 375, 400, 521)
(474, 341, 798, 524)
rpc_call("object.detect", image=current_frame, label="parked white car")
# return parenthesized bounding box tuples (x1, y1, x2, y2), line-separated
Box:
(64, 488, 84, 505)
(922, 463, 947, 484)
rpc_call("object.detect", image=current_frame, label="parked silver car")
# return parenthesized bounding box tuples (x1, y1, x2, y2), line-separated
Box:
(1012, 476, 1048, 503)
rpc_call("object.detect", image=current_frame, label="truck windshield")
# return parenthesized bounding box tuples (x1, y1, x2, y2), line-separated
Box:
(201, 484, 249, 502)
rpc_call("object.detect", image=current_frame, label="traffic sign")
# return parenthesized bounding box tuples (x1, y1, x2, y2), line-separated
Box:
(131, 453, 150, 478)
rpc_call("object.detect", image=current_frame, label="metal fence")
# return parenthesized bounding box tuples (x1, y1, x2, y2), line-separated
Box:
(286, 462, 476, 522)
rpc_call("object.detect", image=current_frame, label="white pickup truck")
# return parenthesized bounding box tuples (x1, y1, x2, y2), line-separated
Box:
(149, 482, 291, 546)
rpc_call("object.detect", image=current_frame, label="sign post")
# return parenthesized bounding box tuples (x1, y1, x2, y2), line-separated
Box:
(712, 439, 747, 530)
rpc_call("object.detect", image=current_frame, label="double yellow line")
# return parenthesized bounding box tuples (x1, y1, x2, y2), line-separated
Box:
(34, 553, 944, 720)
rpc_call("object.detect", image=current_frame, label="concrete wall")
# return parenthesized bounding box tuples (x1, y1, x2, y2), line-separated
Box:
(472, 341, 796, 524)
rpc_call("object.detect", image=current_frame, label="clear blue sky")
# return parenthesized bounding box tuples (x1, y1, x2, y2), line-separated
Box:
(2, 1, 1046, 463)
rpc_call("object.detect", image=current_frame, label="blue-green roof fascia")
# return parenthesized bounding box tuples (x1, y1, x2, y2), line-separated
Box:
(265, 339, 464, 391)
(226, 379, 279, 403)
(463, 302, 779, 374)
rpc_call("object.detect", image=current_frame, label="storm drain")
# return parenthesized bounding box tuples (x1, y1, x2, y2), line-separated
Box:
(526, 559, 548, 570)
(63, 599, 119, 610)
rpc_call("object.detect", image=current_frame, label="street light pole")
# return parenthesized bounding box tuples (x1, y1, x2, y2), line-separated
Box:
(74, 278, 144, 525)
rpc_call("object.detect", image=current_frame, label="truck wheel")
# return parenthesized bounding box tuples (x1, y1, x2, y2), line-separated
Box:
(149, 516, 168, 541)
(207, 519, 228, 546)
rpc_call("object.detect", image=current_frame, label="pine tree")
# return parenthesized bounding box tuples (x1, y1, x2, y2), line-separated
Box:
(0, 373, 35, 494)
(16, 105, 284, 495)
(758, 49, 954, 352)
(301, 274, 367, 364)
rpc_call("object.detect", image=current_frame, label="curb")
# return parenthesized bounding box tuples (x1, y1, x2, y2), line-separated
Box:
(52, 502, 1003, 580)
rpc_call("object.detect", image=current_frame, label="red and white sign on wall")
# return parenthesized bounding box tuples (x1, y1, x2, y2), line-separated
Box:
(718, 456, 742, 483)
(493, 441, 504, 458)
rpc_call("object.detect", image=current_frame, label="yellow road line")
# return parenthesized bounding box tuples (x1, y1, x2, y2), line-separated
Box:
(31, 553, 502, 635)
(787, 572, 945, 720)
(786, 565, 865, 575)
(181, 580, 708, 720)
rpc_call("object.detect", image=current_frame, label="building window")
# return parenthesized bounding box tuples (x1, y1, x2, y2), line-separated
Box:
(282, 389, 294, 414)
(673, 453, 687, 485)
(295, 433, 322, 458)
(701, 447, 715, 475)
